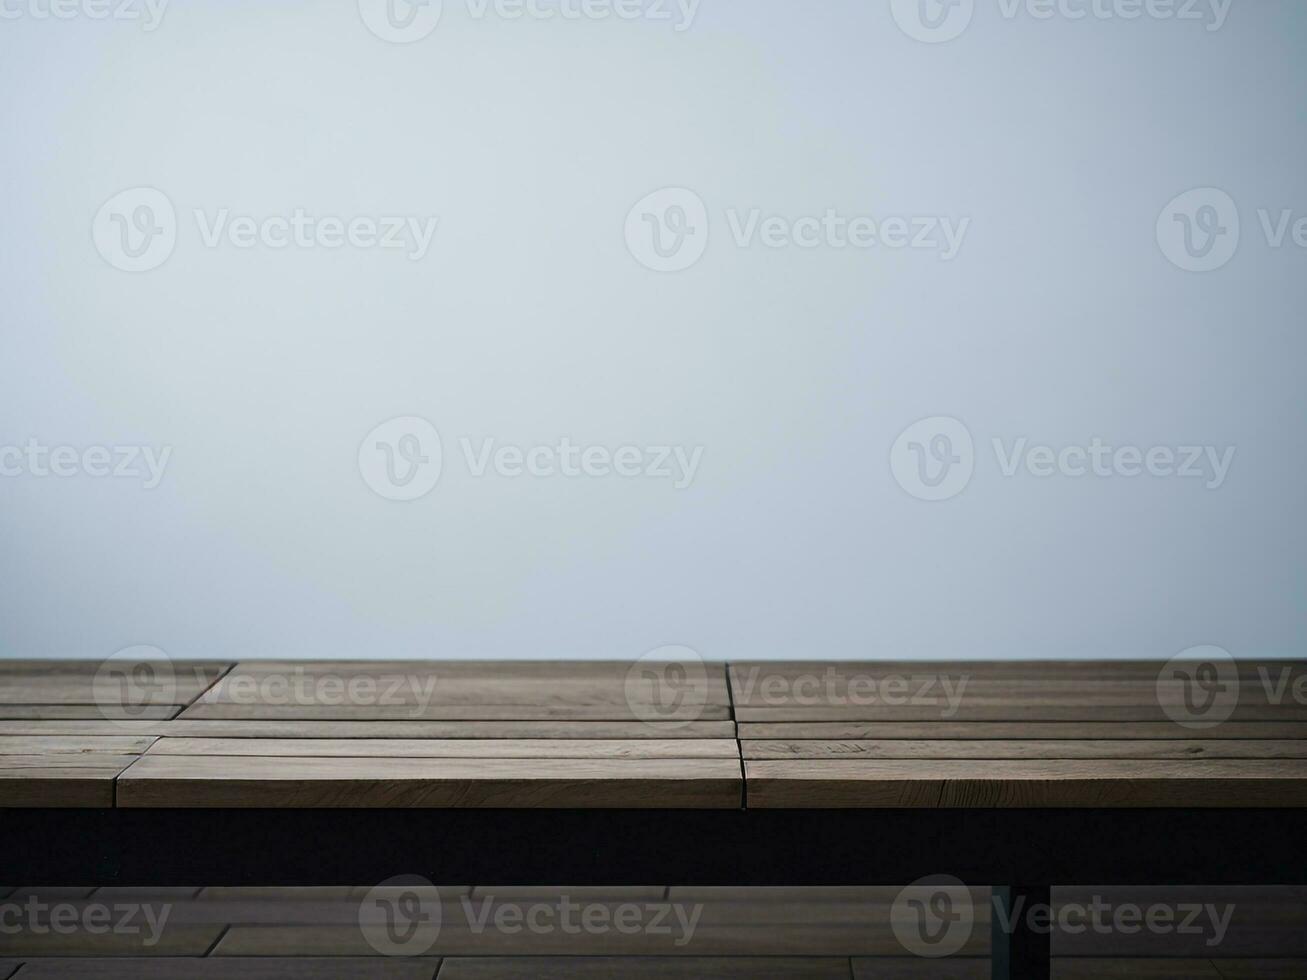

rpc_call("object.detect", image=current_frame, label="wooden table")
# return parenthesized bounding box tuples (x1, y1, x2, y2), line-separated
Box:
(3, 658, 1306, 979)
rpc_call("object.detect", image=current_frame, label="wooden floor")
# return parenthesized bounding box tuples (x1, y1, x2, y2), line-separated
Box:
(0, 885, 1305, 976)
(3, 659, 1306, 808)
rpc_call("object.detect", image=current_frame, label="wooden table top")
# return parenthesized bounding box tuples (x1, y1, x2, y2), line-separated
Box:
(2, 659, 1305, 809)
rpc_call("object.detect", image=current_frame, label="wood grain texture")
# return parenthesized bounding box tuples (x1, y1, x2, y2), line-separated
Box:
(439, 958, 856, 979)
(0, 735, 156, 755)
(738, 721, 1307, 739)
(743, 739, 1307, 760)
(734, 704, 1303, 722)
(1050, 962, 1221, 979)
(0, 662, 228, 705)
(1212, 962, 1307, 978)
(0, 753, 138, 807)
(186, 661, 731, 723)
(180, 703, 734, 720)
(117, 754, 743, 808)
(0, 719, 736, 739)
(850, 962, 988, 980)
(0, 705, 180, 720)
(746, 759, 1307, 808)
(146, 737, 738, 758)
(4, 960, 439, 979)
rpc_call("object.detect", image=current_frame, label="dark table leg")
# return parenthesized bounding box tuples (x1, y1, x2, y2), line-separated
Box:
(992, 884, 1052, 980)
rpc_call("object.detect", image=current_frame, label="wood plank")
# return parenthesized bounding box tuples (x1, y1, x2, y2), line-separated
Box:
(179, 703, 733, 721)
(0, 736, 155, 755)
(745, 759, 1307, 807)
(1051, 962, 1221, 979)
(1213, 962, 1307, 978)
(738, 721, 1307, 740)
(212, 917, 963, 957)
(743, 740, 1307, 760)
(117, 755, 742, 808)
(735, 704, 1304, 722)
(729, 660, 1307, 681)
(197, 661, 730, 706)
(0, 754, 138, 807)
(0, 663, 228, 705)
(850, 962, 988, 979)
(0, 912, 222, 956)
(440, 958, 855, 979)
(0, 705, 180, 720)
(5, 960, 439, 979)
(146, 737, 738, 759)
(0, 719, 736, 739)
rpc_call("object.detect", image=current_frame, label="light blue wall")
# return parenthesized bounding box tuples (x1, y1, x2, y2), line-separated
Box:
(1, 0, 1303, 660)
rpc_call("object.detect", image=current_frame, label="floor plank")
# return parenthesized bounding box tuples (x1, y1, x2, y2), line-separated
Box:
(1211, 962, 1307, 978)
(439, 958, 854, 979)
(0, 665, 226, 706)
(7, 959, 438, 978)
(0, 754, 138, 807)
(850, 962, 988, 979)
(186, 661, 731, 723)
(743, 740, 1307, 760)
(0, 736, 156, 755)
(117, 755, 743, 808)
(145, 738, 738, 758)
(0, 706, 180, 721)
(1051, 961, 1221, 979)
(745, 759, 1307, 807)
(0, 719, 735, 739)
(738, 721, 1307, 740)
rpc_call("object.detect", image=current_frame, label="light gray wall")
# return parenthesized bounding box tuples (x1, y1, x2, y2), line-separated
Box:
(1, 0, 1303, 660)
